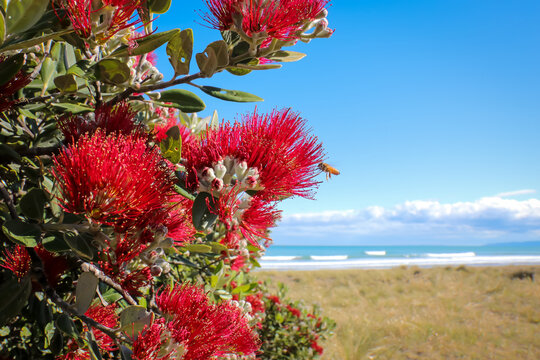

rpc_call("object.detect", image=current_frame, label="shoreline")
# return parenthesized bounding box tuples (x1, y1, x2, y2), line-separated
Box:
(258, 255, 540, 271)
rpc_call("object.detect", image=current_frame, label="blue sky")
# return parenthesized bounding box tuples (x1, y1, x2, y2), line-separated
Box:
(154, 1, 540, 245)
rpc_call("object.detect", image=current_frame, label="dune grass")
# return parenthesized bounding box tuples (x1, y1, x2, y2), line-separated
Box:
(254, 265, 540, 360)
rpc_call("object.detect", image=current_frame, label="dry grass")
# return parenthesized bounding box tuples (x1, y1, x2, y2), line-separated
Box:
(254, 265, 540, 360)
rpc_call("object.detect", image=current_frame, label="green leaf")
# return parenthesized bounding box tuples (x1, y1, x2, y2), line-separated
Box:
(51, 102, 93, 114)
(0, 275, 31, 326)
(2, 219, 40, 246)
(231, 283, 253, 294)
(120, 346, 134, 360)
(166, 28, 193, 76)
(6, 0, 49, 34)
(1, 29, 73, 51)
(268, 50, 307, 62)
(86, 331, 103, 360)
(249, 257, 261, 268)
(200, 86, 263, 103)
(19, 187, 47, 220)
(119, 306, 153, 338)
(226, 66, 251, 76)
(191, 192, 219, 231)
(75, 272, 98, 314)
(214, 289, 232, 300)
(41, 234, 71, 253)
(96, 58, 131, 85)
(56, 313, 80, 339)
(148, 0, 172, 14)
(0, 143, 21, 162)
(209, 241, 228, 254)
(206, 40, 229, 67)
(49, 329, 64, 355)
(173, 184, 195, 201)
(184, 244, 212, 253)
(63, 231, 95, 260)
(159, 89, 205, 113)
(0, 53, 24, 86)
(0, 11, 5, 47)
(159, 125, 182, 164)
(111, 29, 180, 57)
(101, 288, 122, 304)
(54, 74, 78, 93)
(67, 60, 96, 80)
(40, 57, 57, 92)
(196, 48, 218, 77)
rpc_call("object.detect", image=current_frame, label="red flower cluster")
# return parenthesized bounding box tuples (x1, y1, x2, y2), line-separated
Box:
(286, 304, 302, 318)
(0, 245, 31, 280)
(177, 108, 323, 247)
(183, 108, 324, 200)
(52, 130, 177, 233)
(58, 101, 144, 143)
(133, 284, 260, 360)
(203, 0, 331, 45)
(54, 0, 145, 40)
(245, 292, 266, 315)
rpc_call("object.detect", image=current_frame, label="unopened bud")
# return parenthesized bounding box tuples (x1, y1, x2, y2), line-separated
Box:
(150, 265, 162, 277)
(201, 167, 216, 182)
(315, 8, 328, 19)
(235, 160, 248, 179)
(211, 177, 224, 191)
(214, 161, 227, 179)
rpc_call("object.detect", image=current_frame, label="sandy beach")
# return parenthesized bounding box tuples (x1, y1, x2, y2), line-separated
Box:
(254, 265, 540, 360)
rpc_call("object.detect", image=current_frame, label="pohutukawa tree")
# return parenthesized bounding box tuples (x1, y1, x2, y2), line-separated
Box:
(0, 0, 335, 359)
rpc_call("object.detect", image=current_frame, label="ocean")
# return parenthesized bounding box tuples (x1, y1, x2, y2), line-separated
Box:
(259, 243, 540, 270)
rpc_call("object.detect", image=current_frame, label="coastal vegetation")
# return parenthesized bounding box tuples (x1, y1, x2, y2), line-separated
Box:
(256, 265, 540, 359)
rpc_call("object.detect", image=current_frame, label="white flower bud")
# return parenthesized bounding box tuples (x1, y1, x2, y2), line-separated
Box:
(214, 161, 227, 179)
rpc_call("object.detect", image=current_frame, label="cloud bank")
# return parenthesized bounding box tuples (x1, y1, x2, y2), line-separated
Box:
(272, 191, 540, 245)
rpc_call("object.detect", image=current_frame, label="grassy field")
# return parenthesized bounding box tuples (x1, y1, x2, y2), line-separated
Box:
(254, 265, 540, 360)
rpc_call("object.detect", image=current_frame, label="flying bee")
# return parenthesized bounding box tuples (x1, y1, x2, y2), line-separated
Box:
(318, 162, 340, 180)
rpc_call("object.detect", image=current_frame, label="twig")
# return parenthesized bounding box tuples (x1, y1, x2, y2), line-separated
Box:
(80, 261, 138, 306)
(0, 180, 18, 219)
(27, 248, 133, 345)
(46, 286, 132, 344)
(107, 72, 203, 105)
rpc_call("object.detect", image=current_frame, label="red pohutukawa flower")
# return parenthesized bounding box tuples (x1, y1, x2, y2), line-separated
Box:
(0, 56, 32, 112)
(182, 108, 325, 200)
(59, 304, 119, 360)
(85, 304, 119, 352)
(203, 0, 332, 45)
(132, 284, 260, 360)
(0, 245, 31, 279)
(58, 101, 144, 142)
(214, 188, 280, 246)
(52, 130, 177, 232)
(54, 0, 145, 40)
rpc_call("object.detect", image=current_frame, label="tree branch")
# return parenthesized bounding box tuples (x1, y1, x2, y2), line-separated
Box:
(107, 72, 203, 105)
(80, 261, 138, 306)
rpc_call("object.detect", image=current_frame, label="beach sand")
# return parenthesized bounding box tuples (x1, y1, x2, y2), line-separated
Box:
(254, 265, 540, 360)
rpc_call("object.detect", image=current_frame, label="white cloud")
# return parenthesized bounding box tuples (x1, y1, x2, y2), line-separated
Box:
(274, 192, 540, 244)
(495, 189, 537, 198)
